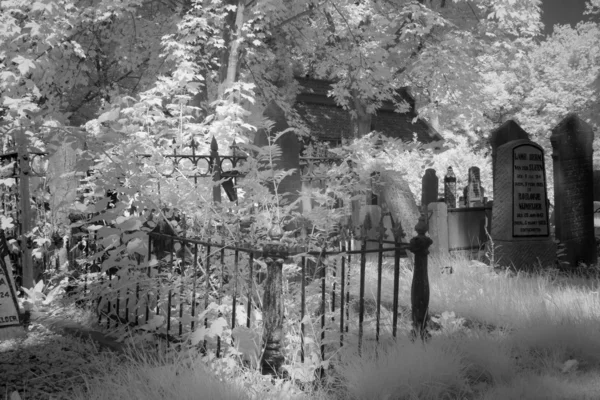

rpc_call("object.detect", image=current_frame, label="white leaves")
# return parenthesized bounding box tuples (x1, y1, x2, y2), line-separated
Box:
(11, 56, 36, 76)
(126, 237, 146, 255)
(116, 216, 143, 231)
(189, 317, 229, 345)
(24, 21, 41, 36)
(98, 109, 120, 123)
(0, 216, 14, 230)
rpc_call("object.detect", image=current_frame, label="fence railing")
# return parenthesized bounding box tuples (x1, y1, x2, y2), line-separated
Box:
(73, 215, 432, 375)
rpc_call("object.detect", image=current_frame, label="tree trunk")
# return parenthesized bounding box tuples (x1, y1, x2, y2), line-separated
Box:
(218, 0, 245, 99)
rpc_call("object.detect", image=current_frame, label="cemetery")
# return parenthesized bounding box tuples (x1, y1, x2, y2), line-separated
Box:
(2, 1, 600, 400)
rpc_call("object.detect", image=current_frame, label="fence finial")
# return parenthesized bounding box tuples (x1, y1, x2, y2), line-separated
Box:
(415, 214, 428, 236)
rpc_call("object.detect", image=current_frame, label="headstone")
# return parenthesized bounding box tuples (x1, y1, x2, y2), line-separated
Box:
(444, 167, 457, 208)
(594, 201, 600, 237)
(491, 138, 555, 268)
(427, 202, 449, 256)
(378, 170, 420, 246)
(0, 230, 25, 340)
(254, 101, 302, 207)
(465, 166, 484, 207)
(490, 120, 529, 195)
(550, 114, 597, 267)
(594, 170, 600, 202)
(421, 169, 438, 210)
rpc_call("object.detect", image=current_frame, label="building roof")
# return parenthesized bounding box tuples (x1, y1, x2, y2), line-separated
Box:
(294, 77, 442, 143)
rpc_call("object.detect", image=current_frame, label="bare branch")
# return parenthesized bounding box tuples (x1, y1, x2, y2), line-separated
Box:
(273, 1, 327, 30)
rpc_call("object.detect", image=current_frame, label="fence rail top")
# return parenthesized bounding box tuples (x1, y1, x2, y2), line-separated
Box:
(148, 231, 410, 257)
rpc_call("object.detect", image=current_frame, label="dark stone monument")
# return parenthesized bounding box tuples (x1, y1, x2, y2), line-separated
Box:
(254, 101, 302, 206)
(421, 168, 438, 211)
(491, 137, 555, 268)
(594, 170, 600, 202)
(490, 120, 529, 195)
(550, 114, 597, 268)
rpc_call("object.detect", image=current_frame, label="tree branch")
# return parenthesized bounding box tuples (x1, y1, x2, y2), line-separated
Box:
(273, 3, 326, 30)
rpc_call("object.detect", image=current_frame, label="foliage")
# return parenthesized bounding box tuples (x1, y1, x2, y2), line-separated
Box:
(323, 132, 491, 203)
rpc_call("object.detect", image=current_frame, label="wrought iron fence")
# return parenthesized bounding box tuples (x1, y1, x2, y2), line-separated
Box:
(70, 213, 432, 374)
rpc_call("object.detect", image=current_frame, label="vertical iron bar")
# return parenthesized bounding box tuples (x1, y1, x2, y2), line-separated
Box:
(107, 271, 112, 329)
(146, 234, 152, 324)
(247, 253, 253, 328)
(300, 255, 306, 363)
(217, 242, 225, 358)
(231, 247, 239, 333)
(346, 237, 351, 334)
(204, 241, 211, 351)
(340, 242, 346, 348)
(167, 289, 172, 345)
(320, 251, 326, 363)
(191, 243, 198, 332)
(135, 282, 140, 326)
(376, 235, 383, 345)
(358, 236, 367, 356)
(331, 257, 336, 320)
(179, 239, 185, 337)
(392, 243, 401, 338)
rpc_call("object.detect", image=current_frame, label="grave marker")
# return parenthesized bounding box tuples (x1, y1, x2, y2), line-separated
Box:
(491, 137, 555, 268)
(0, 230, 25, 340)
(490, 120, 529, 196)
(421, 168, 438, 210)
(254, 101, 302, 205)
(465, 166, 484, 207)
(444, 167, 456, 208)
(550, 114, 597, 267)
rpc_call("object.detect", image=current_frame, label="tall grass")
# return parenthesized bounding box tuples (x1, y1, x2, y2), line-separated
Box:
(71, 252, 600, 400)
(357, 253, 600, 330)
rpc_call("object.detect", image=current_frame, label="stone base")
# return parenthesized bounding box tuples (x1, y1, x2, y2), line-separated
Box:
(485, 239, 557, 270)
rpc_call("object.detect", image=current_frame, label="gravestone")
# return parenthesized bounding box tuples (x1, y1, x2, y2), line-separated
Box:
(550, 114, 597, 268)
(0, 230, 25, 340)
(444, 167, 457, 208)
(490, 120, 529, 195)
(254, 101, 302, 206)
(421, 168, 438, 210)
(491, 138, 555, 268)
(464, 166, 484, 207)
(378, 170, 420, 245)
(594, 170, 600, 202)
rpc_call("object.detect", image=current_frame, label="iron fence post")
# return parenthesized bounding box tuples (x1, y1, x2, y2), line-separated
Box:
(261, 223, 287, 376)
(409, 214, 433, 342)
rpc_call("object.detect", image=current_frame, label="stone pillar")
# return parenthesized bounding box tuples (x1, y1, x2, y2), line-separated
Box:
(444, 167, 457, 208)
(409, 215, 433, 342)
(491, 138, 555, 269)
(550, 114, 597, 268)
(421, 168, 438, 211)
(465, 166, 484, 207)
(261, 223, 287, 376)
